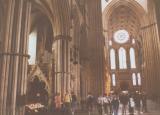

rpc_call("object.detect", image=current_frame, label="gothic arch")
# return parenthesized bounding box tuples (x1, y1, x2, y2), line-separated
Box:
(32, 0, 70, 37)
(32, 1, 52, 19)
(30, 1, 53, 33)
(50, 0, 70, 36)
(103, 0, 146, 32)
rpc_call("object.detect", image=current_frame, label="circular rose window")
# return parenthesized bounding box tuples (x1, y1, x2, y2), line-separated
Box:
(114, 29, 129, 44)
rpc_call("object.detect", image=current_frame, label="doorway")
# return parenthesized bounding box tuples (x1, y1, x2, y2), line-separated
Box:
(120, 81, 129, 91)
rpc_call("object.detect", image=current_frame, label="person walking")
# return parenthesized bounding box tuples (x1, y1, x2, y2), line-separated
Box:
(119, 92, 129, 115)
(128, 95, 135, 115)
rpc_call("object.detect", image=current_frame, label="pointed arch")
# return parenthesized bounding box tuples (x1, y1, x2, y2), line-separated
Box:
(103, 0, 146, 29)
(28, 65, 50, 93)
(112, 74, 116, 86)
(28, 30, 37, 65)
(110, 48, 116, 69)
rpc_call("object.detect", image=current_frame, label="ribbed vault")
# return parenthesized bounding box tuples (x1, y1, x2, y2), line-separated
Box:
(31, 0, 70, 36)
(108, 5, 140, 39)
(103, 0, 146, 33)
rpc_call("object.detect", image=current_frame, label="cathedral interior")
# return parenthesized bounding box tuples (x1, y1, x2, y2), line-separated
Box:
(0, 0, 160, 115)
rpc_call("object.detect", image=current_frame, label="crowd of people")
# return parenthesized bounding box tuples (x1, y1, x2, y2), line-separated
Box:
(26, 90, 147, 115)
(85, 91, 147, 115)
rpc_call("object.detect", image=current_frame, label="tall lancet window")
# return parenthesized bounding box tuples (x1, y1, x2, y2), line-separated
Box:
(132, 73, 137, 86)
(110, 49, 116, 69)
(137, 73, 141, 86)
(28, 30, 37, 65)
(119, 47, 127, 69)
(130, 48, 136, 68)
(112, 74, 116, 86)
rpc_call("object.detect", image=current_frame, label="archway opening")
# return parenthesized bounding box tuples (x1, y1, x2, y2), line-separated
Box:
(103, 3, 143, 93)
(26, 2, 54, 114)
(26, 76, 48, 114)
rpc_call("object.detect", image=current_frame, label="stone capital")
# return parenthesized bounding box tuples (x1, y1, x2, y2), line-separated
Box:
(54, 35, 72, 42)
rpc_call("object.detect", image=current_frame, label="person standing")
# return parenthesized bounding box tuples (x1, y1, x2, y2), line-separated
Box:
(119, 93, 129, 115)
(142, 92, 147, 113)
(54, 93, 62, 115)
(134, 92, 141, 115)
(129, 95, 135, 115)
(108, 94, 113, 114)
(97, 95, 104, 115)
(63, 91, 72, 115)
(71, 92, 77, 115)
(111, 95, 119, 115)
(103, 94, 109, 115)
(86, 92, 94, 112)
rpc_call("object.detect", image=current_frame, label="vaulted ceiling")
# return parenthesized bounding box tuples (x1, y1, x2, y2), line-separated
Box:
(108, 5, 140, 39)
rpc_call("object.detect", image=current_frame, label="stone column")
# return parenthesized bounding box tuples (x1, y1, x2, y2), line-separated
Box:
(54, 35, 71, 95)
(52, 0, 71, 95)
(115, 49, 119, 70)
(85, 0, 104, 96)
(126, 48, 130, 69)
(0, 0, 31, 115)
(141, 0, 160, 96)
(0, 1, 3, 80)
(16, 1, 31, 115)
(0, 0, 21, 115)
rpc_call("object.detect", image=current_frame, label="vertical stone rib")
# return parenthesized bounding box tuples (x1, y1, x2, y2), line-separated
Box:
(141, 0, 160, 96)
(0, 0, 31, 115)
(7, 0, 24, 115)
(52, 0, 70, 94)
(0, 0, 15, 114)
(85, 0, 104, 95)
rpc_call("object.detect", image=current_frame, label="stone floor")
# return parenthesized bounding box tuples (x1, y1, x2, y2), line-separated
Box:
(26, 100, 160, 115)
(75, 100, 160, 115)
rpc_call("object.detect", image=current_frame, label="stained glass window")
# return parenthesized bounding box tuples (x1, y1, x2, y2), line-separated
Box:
(130, 48, 136, 68)
(114, 30, 129, 44)
(119, 47, 127, 69)
(28, 30, 37, 65)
